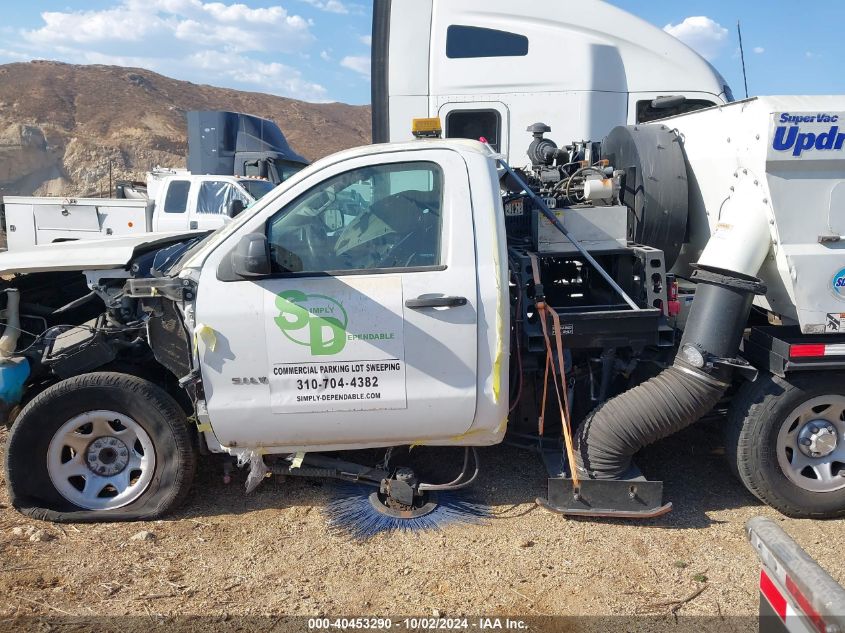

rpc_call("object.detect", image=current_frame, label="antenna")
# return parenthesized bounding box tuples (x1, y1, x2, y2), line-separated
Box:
(737, 20, 749, 99)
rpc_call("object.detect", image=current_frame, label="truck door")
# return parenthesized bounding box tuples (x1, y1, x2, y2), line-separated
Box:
(195, 149, 479, 450)
(153, 179, 192, 232)
(190, 180, 250, 230)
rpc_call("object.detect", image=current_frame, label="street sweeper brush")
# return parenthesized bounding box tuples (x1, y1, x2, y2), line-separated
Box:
(323, 483, 491, 539)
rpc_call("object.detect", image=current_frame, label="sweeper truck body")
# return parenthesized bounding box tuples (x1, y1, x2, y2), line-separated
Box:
(2, 96, 845, 524)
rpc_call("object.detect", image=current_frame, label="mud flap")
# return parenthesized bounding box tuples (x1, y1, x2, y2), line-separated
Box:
(537, 478, 673, 519)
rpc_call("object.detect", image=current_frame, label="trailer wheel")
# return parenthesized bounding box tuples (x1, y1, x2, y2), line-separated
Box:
(726, 372, 845, 518)
(5, 372, 196, 522)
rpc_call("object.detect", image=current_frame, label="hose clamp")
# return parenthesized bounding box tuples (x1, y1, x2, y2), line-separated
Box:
(690, 266, 768, 296)
(673, 363, 731, 389)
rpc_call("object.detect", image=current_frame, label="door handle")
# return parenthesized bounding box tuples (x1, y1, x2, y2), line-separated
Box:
(405, 295, 467, 309)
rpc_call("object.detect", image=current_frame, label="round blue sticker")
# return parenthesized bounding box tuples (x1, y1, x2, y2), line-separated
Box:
(833, 268, 845, 300)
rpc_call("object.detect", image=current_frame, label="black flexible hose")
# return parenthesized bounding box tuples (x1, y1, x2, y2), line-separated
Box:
(574, 362, 728, 478)
(574, 267, 765, 480)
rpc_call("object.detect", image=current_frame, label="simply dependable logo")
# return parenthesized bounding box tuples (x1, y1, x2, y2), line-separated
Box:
(773, 113, 845, 157)
(275, 290, 348, 356)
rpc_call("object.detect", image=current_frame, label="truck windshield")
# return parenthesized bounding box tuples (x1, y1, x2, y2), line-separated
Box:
(277, 160, 307, 182)
(238, 179, 276, 200)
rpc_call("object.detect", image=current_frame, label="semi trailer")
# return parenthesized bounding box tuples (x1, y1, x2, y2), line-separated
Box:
(1, 94, 844, 524)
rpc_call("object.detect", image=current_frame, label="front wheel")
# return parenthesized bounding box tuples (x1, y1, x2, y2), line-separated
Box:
(5, 372, 196, 522)
(726, 372, 845, 518)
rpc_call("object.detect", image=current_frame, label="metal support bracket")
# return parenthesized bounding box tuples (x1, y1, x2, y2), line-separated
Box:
(538, 478, 673, 519)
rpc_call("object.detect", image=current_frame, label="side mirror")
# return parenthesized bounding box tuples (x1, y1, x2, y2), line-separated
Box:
(227, 199, 245, 217)
(651, 95, 687, 110)
(232, 233, 271, 277)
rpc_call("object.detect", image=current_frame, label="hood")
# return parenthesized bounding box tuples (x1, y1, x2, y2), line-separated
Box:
(0, 231, 203, 275)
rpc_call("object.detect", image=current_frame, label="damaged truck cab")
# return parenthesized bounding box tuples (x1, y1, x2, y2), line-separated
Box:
(1, 140, 510, 521)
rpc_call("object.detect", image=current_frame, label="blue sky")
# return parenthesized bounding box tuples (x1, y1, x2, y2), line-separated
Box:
(0, 1, 841, 105)
(610, 0, 844, 100)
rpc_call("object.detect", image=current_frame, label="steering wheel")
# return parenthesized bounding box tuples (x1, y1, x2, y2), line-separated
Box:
(295, 190, 338, 269)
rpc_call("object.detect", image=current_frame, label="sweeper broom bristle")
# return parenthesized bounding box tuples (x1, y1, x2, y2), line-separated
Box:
(324, 483, 491, 540)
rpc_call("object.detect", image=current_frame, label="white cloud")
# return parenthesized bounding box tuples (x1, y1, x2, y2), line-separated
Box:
(320, 49, 332, 61)
(664, 16, 729, 61)
(301, 0, 348, 14)
(359, 35, 371, 46)
(340, 54, 370, 77)
(3, 0, 326, 100)
(23, 2, 312, 55)
(753, 46, 765, 54)
(187, 49, 326, 99)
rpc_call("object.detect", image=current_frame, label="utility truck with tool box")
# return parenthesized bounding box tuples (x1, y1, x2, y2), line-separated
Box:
(0, 110, 306, 251)
(1, 172, 273, 251)
(2, 94, 845, 526)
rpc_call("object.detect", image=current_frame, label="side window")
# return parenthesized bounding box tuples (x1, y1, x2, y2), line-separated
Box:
(163, 180, 191, 214)
(445, 110, 501, 152)
(636, 99, 717, 123)
(266, 162, 443, 274)
(446, 25, 528, 59)
(196, 181, 250, 214)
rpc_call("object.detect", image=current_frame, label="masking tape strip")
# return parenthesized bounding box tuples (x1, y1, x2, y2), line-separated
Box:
(196, 423, 212, 433)
(291, 452, 305, 470)
(495, 417, 508, 435)
(193, 323, 218, 353)
(491, 213, 505, 404)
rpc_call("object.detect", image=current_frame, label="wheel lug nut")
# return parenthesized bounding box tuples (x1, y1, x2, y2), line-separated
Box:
(800, 438, 812, 446)
(810, 425, 819, 434)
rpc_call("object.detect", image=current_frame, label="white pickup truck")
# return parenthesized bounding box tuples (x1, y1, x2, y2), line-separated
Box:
(0, 138, 507, 521)
(1, 173, 275, 251)
(3, 101, 845, 525)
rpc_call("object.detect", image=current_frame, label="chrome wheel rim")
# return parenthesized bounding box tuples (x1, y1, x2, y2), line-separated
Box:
(47, 410, 156, 510)
(776, 396, 845, 493)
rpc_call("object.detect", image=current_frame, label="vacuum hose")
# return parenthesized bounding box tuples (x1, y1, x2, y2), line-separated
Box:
(575, 268, 765, 478)
(575, 206, 771, 479)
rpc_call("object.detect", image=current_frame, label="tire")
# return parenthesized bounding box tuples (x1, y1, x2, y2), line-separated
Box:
(5, 372, 196, 523)
(726, 372, 845, 519)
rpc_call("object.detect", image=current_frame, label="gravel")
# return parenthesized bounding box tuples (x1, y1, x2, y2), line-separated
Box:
(1, 421, 843, 622)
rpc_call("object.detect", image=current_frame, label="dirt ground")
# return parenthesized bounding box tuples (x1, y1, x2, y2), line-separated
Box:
(1, 420, 844, 630)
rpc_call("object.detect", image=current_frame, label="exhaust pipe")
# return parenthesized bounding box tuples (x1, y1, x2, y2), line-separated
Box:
(574, 191, 772, 480)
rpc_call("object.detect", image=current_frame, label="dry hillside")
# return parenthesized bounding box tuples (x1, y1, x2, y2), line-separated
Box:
(0, 61, 371, 197)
